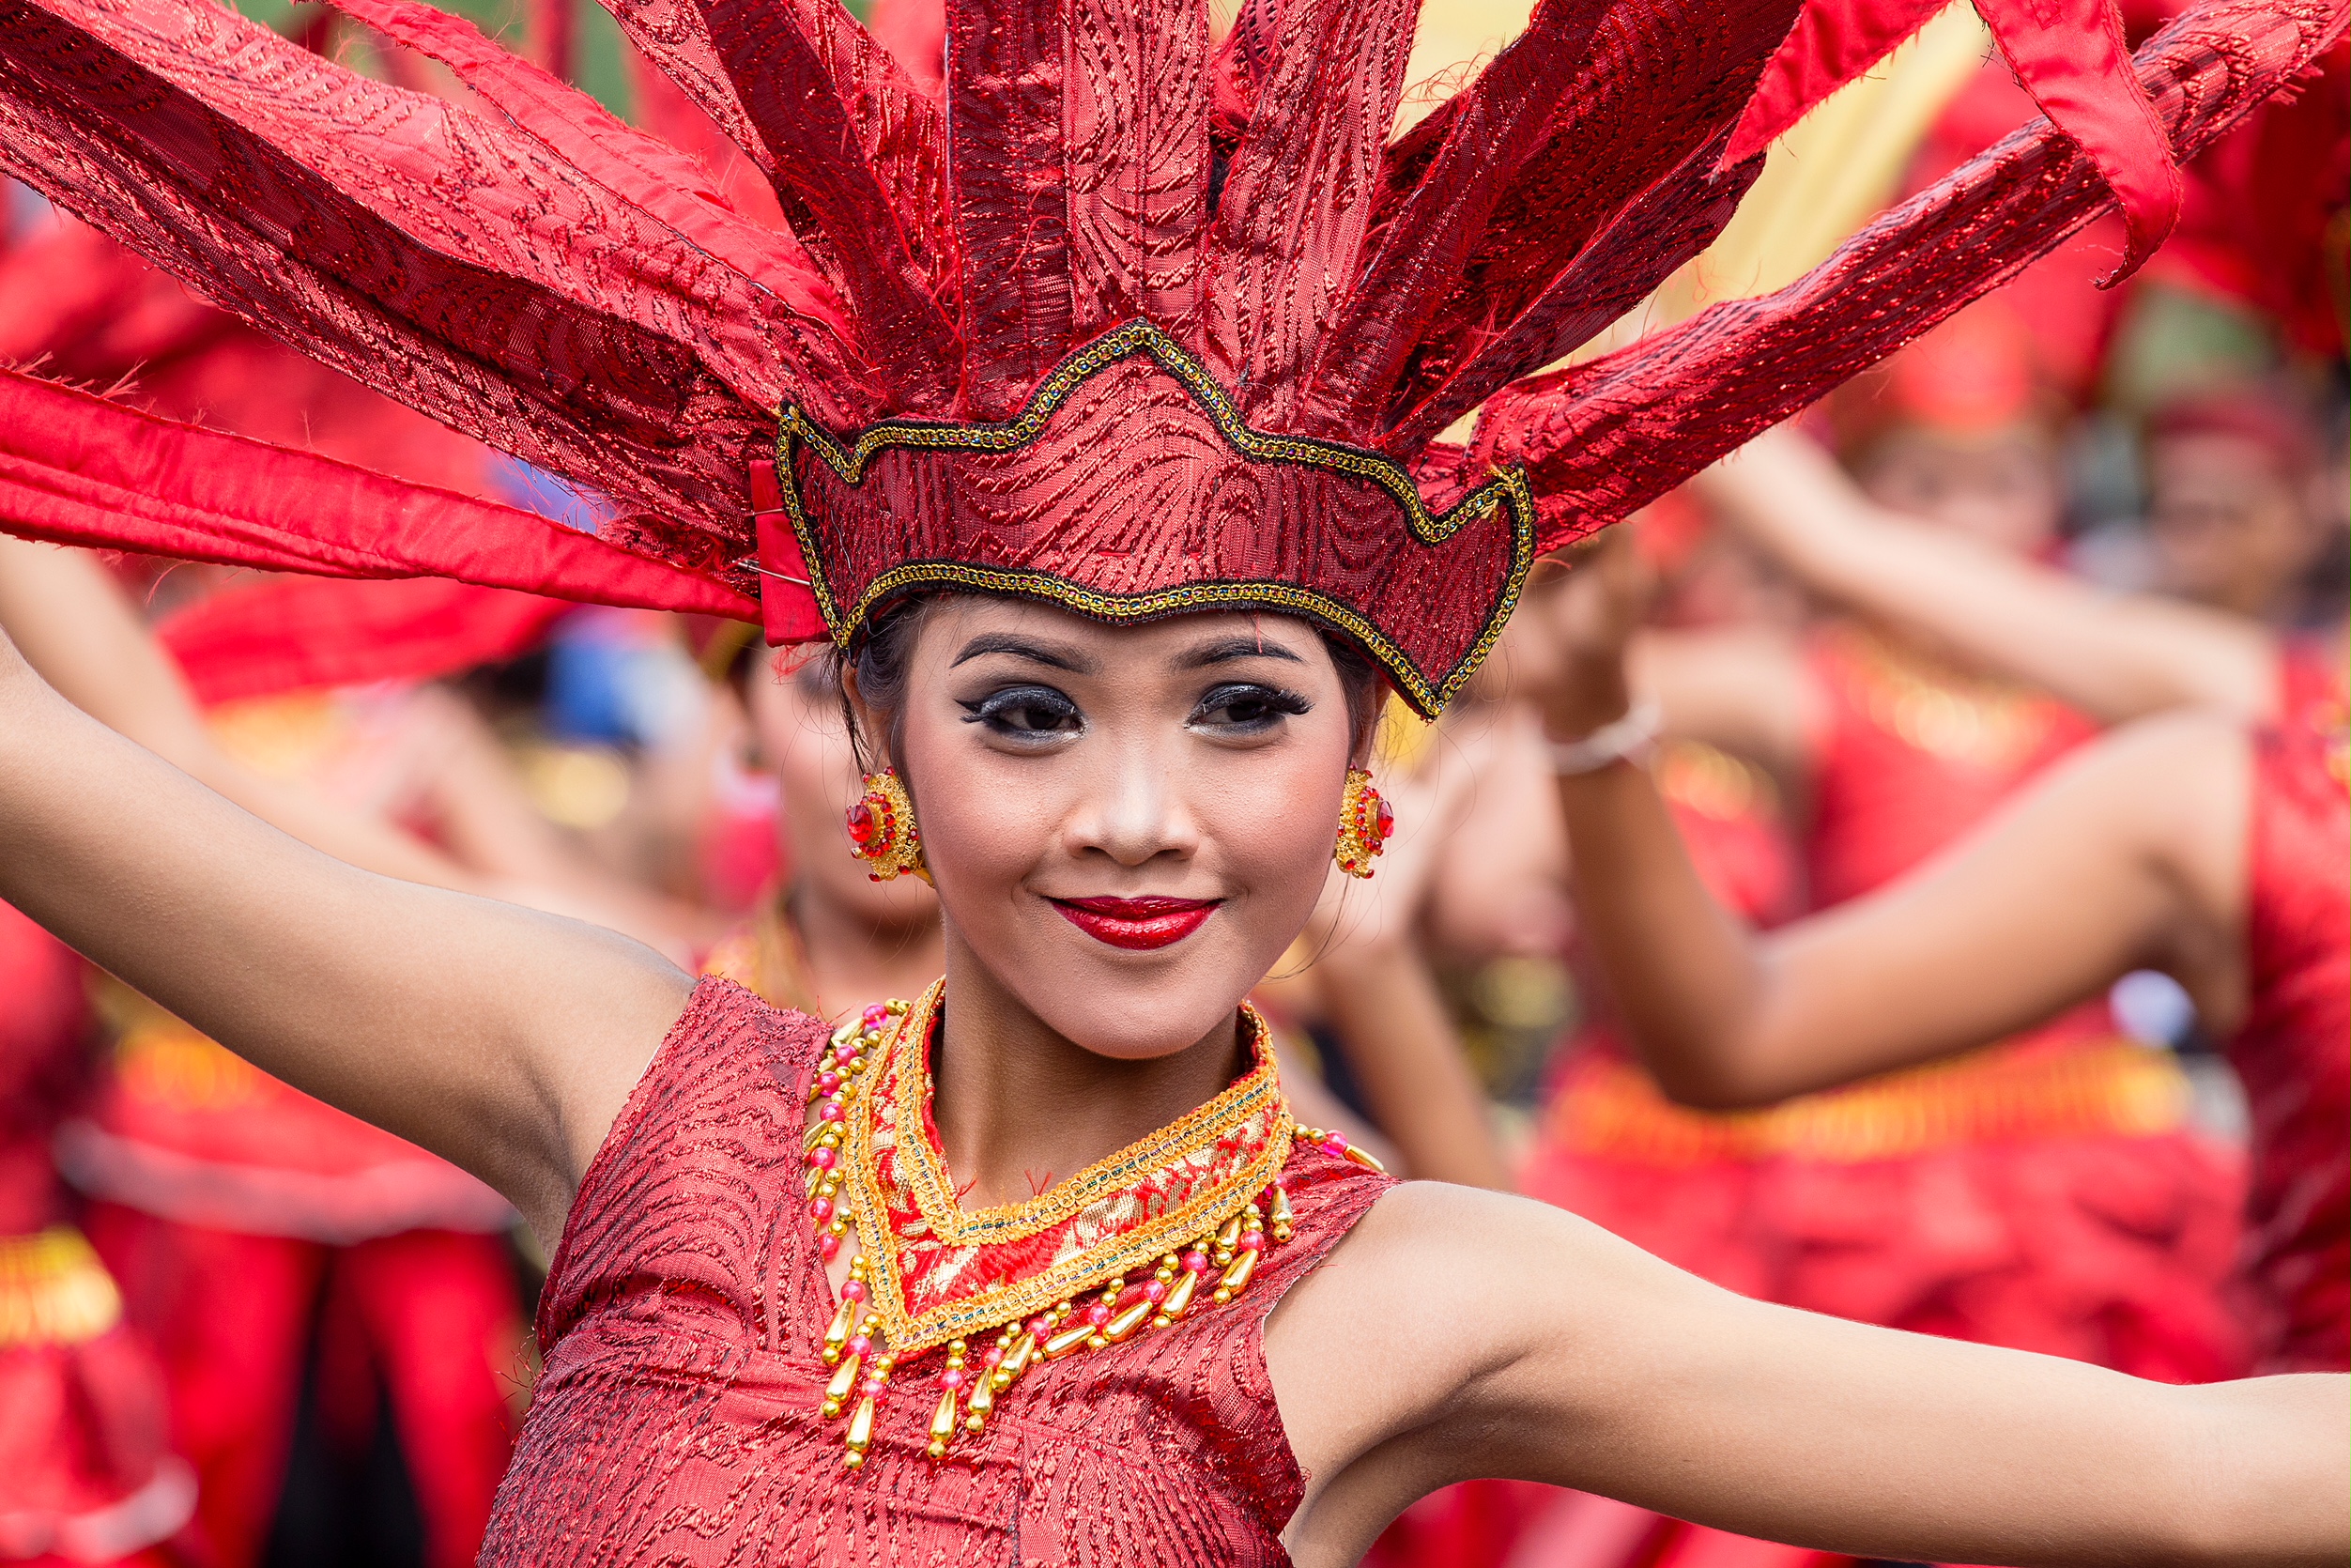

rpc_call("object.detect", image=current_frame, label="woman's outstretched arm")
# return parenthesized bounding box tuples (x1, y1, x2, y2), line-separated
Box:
(1273, 1184, 2346, 1568)
(0, 625, 693, 1242)
(0, 535, 484, 891)
(1696, 425, 2280, 724)
(1508, 532, 2250, 1105)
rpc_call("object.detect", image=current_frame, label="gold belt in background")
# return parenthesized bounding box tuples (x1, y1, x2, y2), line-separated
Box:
(1551, 1041, 2190, 1166)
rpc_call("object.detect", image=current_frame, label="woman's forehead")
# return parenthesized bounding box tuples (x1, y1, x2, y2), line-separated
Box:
(920, 597, 1332, 667)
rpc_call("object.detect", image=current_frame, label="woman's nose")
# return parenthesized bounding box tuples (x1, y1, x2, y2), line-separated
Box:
(1076, 740, 1196, 866)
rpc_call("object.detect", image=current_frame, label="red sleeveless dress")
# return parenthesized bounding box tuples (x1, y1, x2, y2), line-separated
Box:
(2233, 724, 2350, 1371)
(486, 978, 1392, 1565)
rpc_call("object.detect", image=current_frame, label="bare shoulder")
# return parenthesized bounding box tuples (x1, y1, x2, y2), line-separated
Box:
(1267, 1182, 1629, 1469)
(513, 936, 700, 1237)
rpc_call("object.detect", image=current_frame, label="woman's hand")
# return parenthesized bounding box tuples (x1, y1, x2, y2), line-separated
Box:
(1501, 527, 1655, 743)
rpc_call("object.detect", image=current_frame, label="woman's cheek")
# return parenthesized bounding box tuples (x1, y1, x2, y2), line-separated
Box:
(918, 761, 1055, 893)
(1202, 756, 1345, 900)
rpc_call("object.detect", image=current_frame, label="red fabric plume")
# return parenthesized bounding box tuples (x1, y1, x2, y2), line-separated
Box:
(1476, 0, 2340, 551)
(158, 577, 576, 707)
(0, 367, 759, 619)
(1731, 0, 2186, 282)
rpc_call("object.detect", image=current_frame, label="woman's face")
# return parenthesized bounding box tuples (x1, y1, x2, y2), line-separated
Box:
(864, 599, 1358, 1062)
(1856, 424, 2063, 554)
(746, 653, 940, 930)
(2145, 432, 2319, 617)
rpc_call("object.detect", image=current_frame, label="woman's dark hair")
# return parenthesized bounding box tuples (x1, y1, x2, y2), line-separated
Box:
(833, 593, 1388, 773)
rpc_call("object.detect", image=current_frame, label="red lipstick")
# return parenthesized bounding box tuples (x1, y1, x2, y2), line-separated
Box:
(1050, 896, 1219, 951)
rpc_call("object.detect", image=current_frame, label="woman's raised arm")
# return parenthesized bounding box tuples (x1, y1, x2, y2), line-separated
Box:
(1696, 425, 2280, 725)
(1273, 1184, 2346, 1568)
(0, 619, 693, 1243)
(1510, 534, 2249, 1106)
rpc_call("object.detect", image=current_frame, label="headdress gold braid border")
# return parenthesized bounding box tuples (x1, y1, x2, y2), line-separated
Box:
(841, 982, 1295, 1355)
(774, 319, 1538, 716)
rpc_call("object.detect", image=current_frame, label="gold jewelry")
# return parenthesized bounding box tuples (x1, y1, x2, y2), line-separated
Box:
(802, 986, 1381, 1469)
(1332, 767, 1394, 878)
(843, 768, 928, 883)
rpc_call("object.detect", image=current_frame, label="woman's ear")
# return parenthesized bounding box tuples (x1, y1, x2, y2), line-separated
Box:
(840, 664, 893, 775)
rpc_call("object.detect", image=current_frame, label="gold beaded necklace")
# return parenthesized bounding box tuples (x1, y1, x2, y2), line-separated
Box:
(800, 982, 1379, 1468)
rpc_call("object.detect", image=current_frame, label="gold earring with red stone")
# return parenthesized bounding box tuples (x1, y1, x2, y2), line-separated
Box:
(1332, 767, 1394, 878)
(845, 768, 929, 884)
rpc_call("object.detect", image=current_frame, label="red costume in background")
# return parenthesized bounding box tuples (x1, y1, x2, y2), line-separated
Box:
(1738, 625, 2246, 1374)
(1512, 626, 2244, 1568)
(0, 906, 192, 1566)
(72, 991, 521, 1568)
(2232, 689, 2350, 1371)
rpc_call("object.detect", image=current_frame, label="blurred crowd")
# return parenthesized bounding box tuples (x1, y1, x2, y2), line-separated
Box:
(0, 2, 2343, 1566)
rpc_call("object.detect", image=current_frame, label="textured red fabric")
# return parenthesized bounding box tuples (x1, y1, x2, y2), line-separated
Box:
(1899, 66, 2133, 401)
(492, 977, 1393, 1564)
(1732, 0, 2184, 280)
(157, 577, 573, 708)
(2152, 36, 2349, 356)
(2232, 725, 2351, 1372)
(0, 368, 758, 619)
(0, 211, 494, 502)
(1477, 0, 2342, 550)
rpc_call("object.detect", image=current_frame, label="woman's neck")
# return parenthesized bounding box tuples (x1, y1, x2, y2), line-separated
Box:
(928, 933, 1248, 1210)
(788, 883, 944, 1019)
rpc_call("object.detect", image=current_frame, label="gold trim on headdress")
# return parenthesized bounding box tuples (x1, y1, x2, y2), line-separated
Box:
(775, 319, 1537, 715)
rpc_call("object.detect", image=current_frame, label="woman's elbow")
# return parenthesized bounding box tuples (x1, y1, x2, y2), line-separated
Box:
(1637, 1042, 1793, 1112)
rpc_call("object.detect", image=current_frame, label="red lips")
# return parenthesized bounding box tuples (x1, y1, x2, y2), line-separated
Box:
(1050, 896, 1219, 951)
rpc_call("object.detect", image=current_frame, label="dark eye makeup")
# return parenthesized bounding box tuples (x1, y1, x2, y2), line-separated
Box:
(960, 684, 1083, 738)
(1191, 682, 1312, 733)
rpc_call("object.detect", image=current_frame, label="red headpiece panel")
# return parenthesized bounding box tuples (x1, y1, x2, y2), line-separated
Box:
(772, 322, 1532, 712)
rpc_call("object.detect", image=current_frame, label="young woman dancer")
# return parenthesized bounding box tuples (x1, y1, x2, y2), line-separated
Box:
(700, 649, 946, 1019)
(0, 0, 2340, 1559)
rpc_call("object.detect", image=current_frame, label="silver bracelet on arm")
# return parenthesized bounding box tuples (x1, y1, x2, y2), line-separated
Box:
(1547, 697, 1663, 776)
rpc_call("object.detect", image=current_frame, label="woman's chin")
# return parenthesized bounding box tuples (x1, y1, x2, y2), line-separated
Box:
(997, 928, 1271, 1061)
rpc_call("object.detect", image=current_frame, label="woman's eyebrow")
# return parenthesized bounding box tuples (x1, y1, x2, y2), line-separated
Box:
(1174, 637, 1307, 670)
(949, 634, 1097, 672)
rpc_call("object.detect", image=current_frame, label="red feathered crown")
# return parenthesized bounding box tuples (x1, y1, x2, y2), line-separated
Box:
(0, 0, 2340, 713)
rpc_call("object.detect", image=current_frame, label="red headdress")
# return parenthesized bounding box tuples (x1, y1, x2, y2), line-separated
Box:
(0, 0, 2339, 714)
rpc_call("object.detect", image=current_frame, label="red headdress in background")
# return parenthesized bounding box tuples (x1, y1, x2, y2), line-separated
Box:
(1826, 298, 2065, 456)
(0, 0, 2339, 715)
